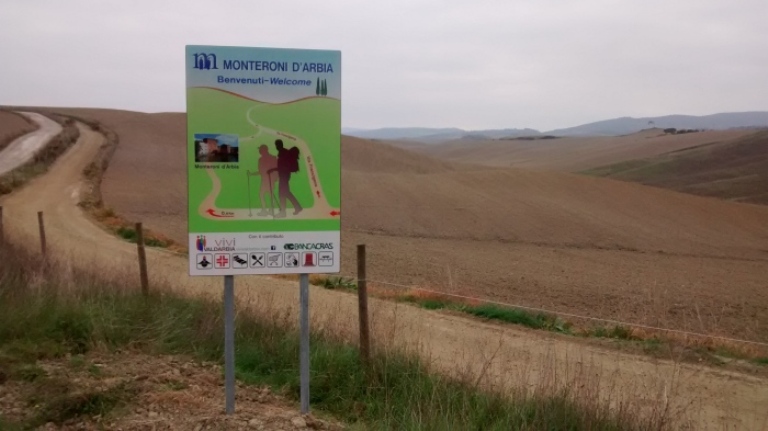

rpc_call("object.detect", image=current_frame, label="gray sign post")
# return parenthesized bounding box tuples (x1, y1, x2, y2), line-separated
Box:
(299, 273, 310, 414)
(224, 275, 235, 414)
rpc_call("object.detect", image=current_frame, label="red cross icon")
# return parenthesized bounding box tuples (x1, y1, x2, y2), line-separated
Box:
(216, 254, 229, 268)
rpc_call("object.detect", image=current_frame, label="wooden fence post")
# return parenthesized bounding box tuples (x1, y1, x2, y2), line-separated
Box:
(357, 244, 371, 366)
(37, 211, 46, 257)
(136, 222, 149, 296)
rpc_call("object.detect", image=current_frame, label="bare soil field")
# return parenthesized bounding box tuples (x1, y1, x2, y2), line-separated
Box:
(32, 108, 768, 347)
(0, 109, 36, 151)
(410, 128, 757, 172)
(584, 130, 768, 205)
(2, 117, 768, 430)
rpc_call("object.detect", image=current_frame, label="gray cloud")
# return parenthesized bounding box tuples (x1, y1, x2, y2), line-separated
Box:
(1, 0, 766, 131)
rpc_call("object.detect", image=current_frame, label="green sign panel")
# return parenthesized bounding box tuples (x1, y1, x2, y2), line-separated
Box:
(185, 45, 341, 276)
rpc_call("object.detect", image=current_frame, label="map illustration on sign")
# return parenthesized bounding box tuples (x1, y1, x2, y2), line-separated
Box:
(186, 45, 341, 276)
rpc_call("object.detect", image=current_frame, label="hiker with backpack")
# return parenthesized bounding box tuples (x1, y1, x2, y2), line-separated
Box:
(268, 138, 303, 218)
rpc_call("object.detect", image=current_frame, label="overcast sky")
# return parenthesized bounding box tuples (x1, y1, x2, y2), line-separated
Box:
(1, 0, 766, 131)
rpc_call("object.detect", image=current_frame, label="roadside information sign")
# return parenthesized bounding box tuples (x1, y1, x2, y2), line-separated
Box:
(185, 45, 341, 276)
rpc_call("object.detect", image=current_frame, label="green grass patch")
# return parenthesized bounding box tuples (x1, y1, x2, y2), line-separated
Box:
(113, 225, 169, 248)
(0, 417, 23, 431)
(0, 242, 665, 430)
(589, 325, 640, 341)
(145, 237, 169, 247)
(31, 379, 135, 427)
(398, 295, 449, 310)
(463, 303, 554, 329)
(754, 357, 768, 366)
(398, 295, 572, 334)
(580, 160, 651, 177)
(316, 276, 357, 291)
(12, 363, 48, 382)
(116, 226, 137, 242)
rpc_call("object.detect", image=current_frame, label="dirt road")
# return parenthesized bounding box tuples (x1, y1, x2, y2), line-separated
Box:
(2, 122, 768, 430)
(0, 112, 62, 175)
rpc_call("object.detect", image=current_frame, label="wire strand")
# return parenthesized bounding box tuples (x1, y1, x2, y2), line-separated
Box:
(363, 278, 768, 348)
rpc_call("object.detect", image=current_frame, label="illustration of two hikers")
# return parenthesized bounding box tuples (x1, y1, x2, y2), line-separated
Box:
(248, 139, 302, 218)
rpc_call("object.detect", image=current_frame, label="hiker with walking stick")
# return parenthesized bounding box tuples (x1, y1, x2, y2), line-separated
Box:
(247, 144, 279, 216)
(268, 139, 303, 218)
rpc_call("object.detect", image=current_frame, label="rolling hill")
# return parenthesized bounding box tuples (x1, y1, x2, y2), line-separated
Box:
(547, 111, 768, 137)
(413, 128, 757, 172)
(16, 106, 768, 342)
(344, 111, 768, 140)
(38, 107, 768, 259)
(583, 130, 768, 205)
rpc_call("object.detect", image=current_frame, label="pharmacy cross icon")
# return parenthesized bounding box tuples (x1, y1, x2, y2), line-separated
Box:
(215, 254, 230, 268)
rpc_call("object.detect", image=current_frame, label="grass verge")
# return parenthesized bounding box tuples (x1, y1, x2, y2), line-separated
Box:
(0, 242, 666, 430)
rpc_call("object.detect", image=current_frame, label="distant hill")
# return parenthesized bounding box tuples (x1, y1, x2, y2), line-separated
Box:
(341, 127, 464, 140)
(343, 127, 541, 142)
(344, 111, 768, 140)
(547, 112, 768, 137)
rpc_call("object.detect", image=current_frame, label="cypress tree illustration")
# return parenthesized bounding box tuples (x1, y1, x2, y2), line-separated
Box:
(316, 77, 320, 96)
(321, 79, 327, 96)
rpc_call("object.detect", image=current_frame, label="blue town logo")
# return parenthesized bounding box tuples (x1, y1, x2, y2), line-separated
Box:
(193, 53, 218, 70)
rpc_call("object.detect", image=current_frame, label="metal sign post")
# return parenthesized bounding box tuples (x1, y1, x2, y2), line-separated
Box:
(224, 275, 235, 414)
(299, 273, 310, 413)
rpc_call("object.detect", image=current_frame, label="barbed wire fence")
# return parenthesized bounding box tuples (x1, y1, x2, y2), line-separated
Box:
(362, 278, 768, 349)
(331, 246, 768, 350)
(57, 213, 766, 352)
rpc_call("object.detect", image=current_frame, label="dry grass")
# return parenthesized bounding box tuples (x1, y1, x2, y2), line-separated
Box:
(0, 240, 675, 430)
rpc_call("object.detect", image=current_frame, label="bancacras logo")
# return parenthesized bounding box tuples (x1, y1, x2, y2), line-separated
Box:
(284, 243, 334, 251)
(197, 237, 236, 252)
(193, 53, 218, 70)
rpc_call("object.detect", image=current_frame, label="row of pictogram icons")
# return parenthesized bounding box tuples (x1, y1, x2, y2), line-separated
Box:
(196, 251, 334, 270)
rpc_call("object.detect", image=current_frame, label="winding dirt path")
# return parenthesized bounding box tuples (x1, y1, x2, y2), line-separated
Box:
(1, 121, 767, 430)
(0, 112, 62, 175)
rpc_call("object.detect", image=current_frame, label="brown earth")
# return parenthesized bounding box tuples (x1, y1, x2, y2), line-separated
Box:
(2, 119, 768, 430)
(31, 107, 768, 345)
(0, 351, 343, 430)
(584, 130, 768, 205)
(0, 109, 37, 152)
(410, 128, 757, 172)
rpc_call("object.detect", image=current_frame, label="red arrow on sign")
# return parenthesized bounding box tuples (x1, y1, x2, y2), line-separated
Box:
(207, 209, 233, 218)
(330, 210, 341, 217)
(316, 191, 321, 197)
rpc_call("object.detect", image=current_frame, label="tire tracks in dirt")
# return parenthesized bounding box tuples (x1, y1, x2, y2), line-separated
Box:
(1, 121, 767, 430)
